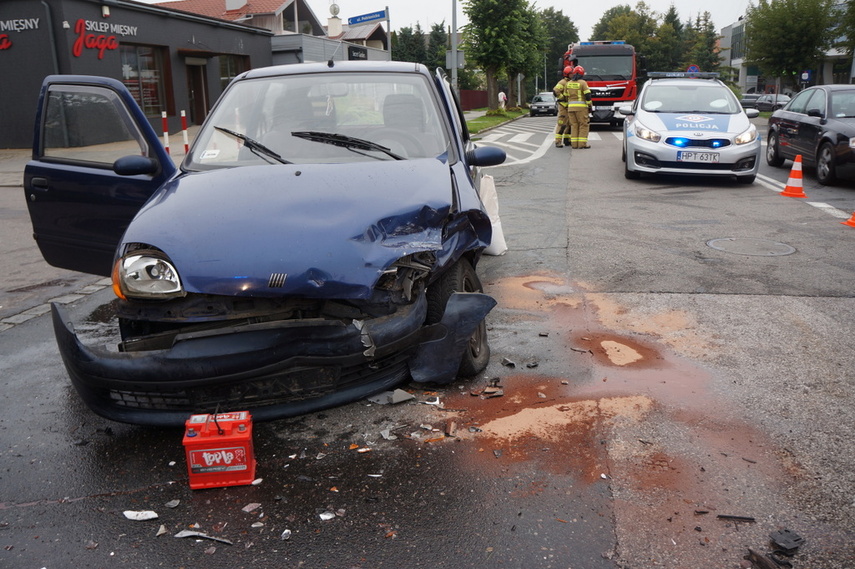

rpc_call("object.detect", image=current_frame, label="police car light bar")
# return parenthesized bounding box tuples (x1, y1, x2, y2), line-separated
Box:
(648, 71, 720, 79)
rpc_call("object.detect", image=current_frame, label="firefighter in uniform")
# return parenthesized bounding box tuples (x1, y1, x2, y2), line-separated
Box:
(566, 66, 593, 149)
(552, 66, 574, 148)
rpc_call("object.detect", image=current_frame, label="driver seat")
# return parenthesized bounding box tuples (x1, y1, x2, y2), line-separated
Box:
(383, 94, 425, 132)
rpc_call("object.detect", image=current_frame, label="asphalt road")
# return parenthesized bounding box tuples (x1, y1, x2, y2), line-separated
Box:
(1, 117, 854, 568)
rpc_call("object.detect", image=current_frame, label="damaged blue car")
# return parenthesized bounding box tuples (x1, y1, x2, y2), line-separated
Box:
(24, 61, 505, 426)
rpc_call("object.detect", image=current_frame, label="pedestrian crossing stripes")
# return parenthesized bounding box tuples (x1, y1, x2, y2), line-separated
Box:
(475, 122, 624, 166)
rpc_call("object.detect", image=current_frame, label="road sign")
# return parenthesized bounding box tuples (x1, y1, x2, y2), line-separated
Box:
(348, 10, 386, 26)
(686, 64, 700, 73)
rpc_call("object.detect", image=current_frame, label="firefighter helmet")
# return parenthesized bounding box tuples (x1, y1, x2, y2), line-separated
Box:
(563, 66, 574, 76)
(574, 65, 585, 76)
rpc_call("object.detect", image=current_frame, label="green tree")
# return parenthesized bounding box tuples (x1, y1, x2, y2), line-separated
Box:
(681, 12, 721, 72)
(506, 3, 548, 107)
(463, 0, 530, 110)
(393, 24, 427, 64)
(591, 5, 633, 41)
(539, 7, 579, 90)
(745, 0, 835, 90)
(426, 22, 448, 72)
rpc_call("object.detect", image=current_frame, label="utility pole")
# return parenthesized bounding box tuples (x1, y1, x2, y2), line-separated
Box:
(451, 0, 458, 91)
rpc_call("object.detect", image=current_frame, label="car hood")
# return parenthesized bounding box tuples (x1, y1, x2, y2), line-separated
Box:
(122, 158, 487, 299)
(639, 112, 752, 135)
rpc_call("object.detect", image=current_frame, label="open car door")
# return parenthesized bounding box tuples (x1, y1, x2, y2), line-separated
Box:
(23, 75, 176, 277)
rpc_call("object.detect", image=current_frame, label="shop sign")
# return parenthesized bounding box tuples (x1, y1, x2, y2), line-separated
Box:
(0, 18, 41, 51)
(72, 18, 139, 60)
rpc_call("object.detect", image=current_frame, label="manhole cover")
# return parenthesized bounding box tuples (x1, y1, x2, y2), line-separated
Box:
(706, 238, 796, 257)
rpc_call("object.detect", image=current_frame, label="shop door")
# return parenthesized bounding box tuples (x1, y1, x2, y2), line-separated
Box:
(187, 64, 209, 124)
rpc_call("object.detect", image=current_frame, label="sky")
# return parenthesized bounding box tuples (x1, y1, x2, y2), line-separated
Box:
(143, 0, 753, 43)
(313, 0, 752, 42)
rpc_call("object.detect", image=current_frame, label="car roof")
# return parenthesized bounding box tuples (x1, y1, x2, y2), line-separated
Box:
(240, 60, 430, 81)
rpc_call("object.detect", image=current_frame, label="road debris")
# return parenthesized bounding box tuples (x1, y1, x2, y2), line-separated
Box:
(769, 529, 805, 554)
(743, 548, 782, 569)
(123, 510, 158, 521)
(420, 396, 441, 406)
(241, 503, 261, 513)
(156, 525, 168, 537)
(174, 530, 234, 545)
(367, 389, 415, 405)
(280, 529, 292, 540)
(165, 500, 180, 509)
(319, 511, 335, 521)
(717, 514, 756, 523)
(501, 357, 515, 368)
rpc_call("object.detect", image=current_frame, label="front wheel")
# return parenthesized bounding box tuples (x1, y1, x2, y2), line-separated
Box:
(816, 142, 837, 186)
(766, 132, 785, 167)
(425, 258, 490, 376)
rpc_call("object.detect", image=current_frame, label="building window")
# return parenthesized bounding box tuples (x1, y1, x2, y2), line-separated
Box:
(219, 55, 249, 91)
(121, 44, 168, 117)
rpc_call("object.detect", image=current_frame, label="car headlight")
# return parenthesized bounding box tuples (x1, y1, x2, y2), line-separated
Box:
(634, 122, 661, 142)
(734, 124, 757, 145)
(112, 251, 185, 300)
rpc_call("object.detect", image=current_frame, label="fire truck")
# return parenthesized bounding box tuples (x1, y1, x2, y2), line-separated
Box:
(560, 41, 645, 126)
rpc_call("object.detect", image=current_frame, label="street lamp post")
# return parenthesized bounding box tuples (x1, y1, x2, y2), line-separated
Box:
(451, 0, 458, 91)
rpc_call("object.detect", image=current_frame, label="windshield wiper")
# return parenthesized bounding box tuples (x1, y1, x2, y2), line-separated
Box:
(291, 131, 405, 161)
(214, 126, 291, 164)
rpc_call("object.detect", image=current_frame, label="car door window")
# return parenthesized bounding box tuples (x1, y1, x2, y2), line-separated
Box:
(831, 90, 855, 118)
(786, 90, 813, 114)
(804, 90, 826, 116)
(42, 84, 149, 166)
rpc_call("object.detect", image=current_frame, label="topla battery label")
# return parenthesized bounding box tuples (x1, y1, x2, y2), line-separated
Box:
(188, 446, 249, 473)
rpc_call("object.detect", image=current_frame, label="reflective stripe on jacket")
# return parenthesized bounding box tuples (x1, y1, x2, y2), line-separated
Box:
(565, 80, 591, 109)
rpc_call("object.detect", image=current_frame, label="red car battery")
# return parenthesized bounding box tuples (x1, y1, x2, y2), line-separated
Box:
(183, 411, 256, 490)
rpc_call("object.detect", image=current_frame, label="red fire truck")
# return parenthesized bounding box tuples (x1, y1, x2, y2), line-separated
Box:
(560, 41, 645, 127)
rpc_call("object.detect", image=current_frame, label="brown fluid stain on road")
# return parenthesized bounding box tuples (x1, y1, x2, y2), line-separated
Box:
(444, 272, 803, 568)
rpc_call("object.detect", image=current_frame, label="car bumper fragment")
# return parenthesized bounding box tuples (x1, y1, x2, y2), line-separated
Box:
(51, 291, 495, 426)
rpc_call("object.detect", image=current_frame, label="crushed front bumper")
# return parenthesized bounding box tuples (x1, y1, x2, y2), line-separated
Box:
(52, 292, 495, 426)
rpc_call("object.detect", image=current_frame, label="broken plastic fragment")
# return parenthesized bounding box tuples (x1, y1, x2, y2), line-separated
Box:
(174, 530, 234, 545)
(165, 500, 180, 509)
(123, 510, 158, 521)
(280, 529, 292, 540)
(367, 389, 415, 405)
(251, 522, 264, 528)
(319, 511, 335, 521)
(501, 357, 516, 367)
(156, 525, 168, 537)
(251, 478, 263, 485)
(242, 503, 261, 513)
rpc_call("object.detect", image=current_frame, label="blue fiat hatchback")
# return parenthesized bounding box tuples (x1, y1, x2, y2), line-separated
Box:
(24, 61, 505, 426)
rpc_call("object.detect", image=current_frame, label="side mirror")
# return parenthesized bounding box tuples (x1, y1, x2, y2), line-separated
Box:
(619, 105, 634, 116)
(807, 109, 823, 118)
(113, 155, 159, 176)
(468, 145, 506, 167)
(745, 108, 760, 119)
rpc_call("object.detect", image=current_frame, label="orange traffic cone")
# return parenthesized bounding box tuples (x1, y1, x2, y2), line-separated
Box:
(842, 212, 855, 228)
(780, 155, 807, 198)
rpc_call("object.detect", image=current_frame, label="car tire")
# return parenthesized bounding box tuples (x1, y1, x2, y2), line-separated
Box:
(816, 142, 837, 186)
(766, 132, 785, 167)
(425, 258, 490, 376)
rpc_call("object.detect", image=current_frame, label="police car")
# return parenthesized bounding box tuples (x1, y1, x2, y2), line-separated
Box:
(620, 72, 761, 183)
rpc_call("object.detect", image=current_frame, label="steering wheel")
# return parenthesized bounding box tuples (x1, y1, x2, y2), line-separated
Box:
(371, 128, 426, 158)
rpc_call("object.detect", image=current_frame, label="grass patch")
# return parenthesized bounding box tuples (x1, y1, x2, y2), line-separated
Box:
(467, 108, 528, 134)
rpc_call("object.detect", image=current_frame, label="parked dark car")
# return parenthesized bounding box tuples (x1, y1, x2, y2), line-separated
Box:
(740, 93, 761, 108)
(23, 62, 506, 426)
(755, 93, 791, 112)
(767, 85, 855, 185)
(530, 92, 558, 116)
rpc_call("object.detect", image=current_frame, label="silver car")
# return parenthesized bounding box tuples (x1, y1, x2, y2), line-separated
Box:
(621, 73, 761, 183)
